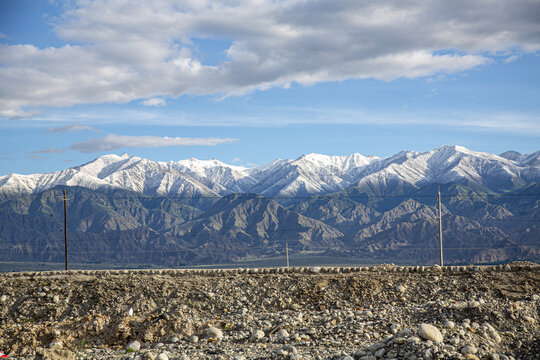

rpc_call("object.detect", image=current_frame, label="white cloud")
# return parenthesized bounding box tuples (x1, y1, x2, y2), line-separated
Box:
(1, 0, 539, 117)
(30, 147, 65, 154)
(69, 134, 237, 153)
(504, 55, 519, 63)
(46, 124, 100, 133)
(142, 98, 166, 107)
(0, 108, 39, 119)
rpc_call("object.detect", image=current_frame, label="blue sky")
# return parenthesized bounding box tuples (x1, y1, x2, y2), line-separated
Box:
(0, 0, 539, 174)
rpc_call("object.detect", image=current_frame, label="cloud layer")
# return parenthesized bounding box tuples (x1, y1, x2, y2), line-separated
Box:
(46, 124, 100, 133)
(1, 0, 539, 117)
(142, 98, 166, 107)
(69, 134, 237, 153)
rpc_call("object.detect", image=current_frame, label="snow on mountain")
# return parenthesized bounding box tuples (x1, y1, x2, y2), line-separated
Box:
(500, 150, 540, 167)
(248, 153, 379, 196)
(351, 145, 538, 194)
(170, 158, 256, 193)
(0, 146, 538, 198)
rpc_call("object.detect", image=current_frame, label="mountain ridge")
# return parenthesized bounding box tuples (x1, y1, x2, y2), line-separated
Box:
(1, 145, 539, 200)
(1, 146, 538, 266)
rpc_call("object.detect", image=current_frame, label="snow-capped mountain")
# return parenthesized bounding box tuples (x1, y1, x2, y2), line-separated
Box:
(2, 145, 539, 267)
(1, 145, 539, 198)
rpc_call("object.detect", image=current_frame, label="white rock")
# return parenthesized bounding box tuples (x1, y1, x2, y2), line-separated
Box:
(283, 345, 297, 354)
(169, 336, 179, 343)
(126, 340, 141, 352)
(523, 315, 535, 324)
(396, 285, 406, 293)
(250, 329, 265, 341)
(156, 353, 169, 360)
(442, 344, 455, 352)
(532, 294, 540, 301)
(189, 335, 198, 343)
(491, 330, 502, 343)
(277, 329, 290, 338)
(310, 267, 321, 273)
(128, 307, 134, 316)
(0, 295, 7, 302)
(461, 344, 477, 355)
(417, 323, 443, 343)
(206, 326, 223, 339)
(444, 320, 455, 329)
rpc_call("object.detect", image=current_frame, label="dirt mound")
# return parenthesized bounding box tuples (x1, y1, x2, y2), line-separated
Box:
(0, 265, 538, 359)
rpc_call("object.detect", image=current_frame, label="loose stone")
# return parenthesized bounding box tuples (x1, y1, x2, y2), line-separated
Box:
(126, 340, 141, 352)
(417, 323, 443, 343)
(444, 320, 455, 329)
(206, 327, 223, 339)
(250, 329, 265, 341)
(461, 344, 477, 355)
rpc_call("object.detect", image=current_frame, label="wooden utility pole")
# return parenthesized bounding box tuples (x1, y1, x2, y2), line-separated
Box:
(437, 186, 443, 266)
(285, 239, 290, 268)
(63, 190, 68, 271)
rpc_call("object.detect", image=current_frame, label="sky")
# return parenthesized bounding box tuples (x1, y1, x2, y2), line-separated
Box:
(0, 0, 539, 175)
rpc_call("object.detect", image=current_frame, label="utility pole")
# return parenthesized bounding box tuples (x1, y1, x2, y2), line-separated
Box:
(437, 186, 443, 266)
(285, 239, 290, 268)
(63, 190, 68, 271)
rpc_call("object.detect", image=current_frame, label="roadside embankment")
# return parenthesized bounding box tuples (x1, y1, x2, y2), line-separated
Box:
(1, 264, 539, 359)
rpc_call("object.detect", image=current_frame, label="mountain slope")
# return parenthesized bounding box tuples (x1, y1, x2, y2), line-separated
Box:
(0, 146, 538, 266)
(2, 146, 538, 200)
(164, 194, 344, 262)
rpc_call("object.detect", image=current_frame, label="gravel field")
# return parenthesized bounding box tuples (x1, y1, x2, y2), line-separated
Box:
(0, 263, 539, 360)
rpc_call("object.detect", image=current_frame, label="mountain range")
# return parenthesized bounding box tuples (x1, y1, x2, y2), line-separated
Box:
(0, 145, 539, 266)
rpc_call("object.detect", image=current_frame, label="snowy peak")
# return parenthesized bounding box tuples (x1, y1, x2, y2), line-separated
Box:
(0, 146, 538, 198)
(76, 153, 140, 179)
(500, 150, 540, 166)
(360, 145, 522, 188)
(296, 153, 378, 171)
(500, 150, 522, 161)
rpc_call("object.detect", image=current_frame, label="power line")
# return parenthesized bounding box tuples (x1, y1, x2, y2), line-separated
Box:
(2, 193, 540, 200)
(1, 244, 538, 255)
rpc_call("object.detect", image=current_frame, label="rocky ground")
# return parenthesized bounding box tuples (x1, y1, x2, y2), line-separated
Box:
(0, 263, 539, 360)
